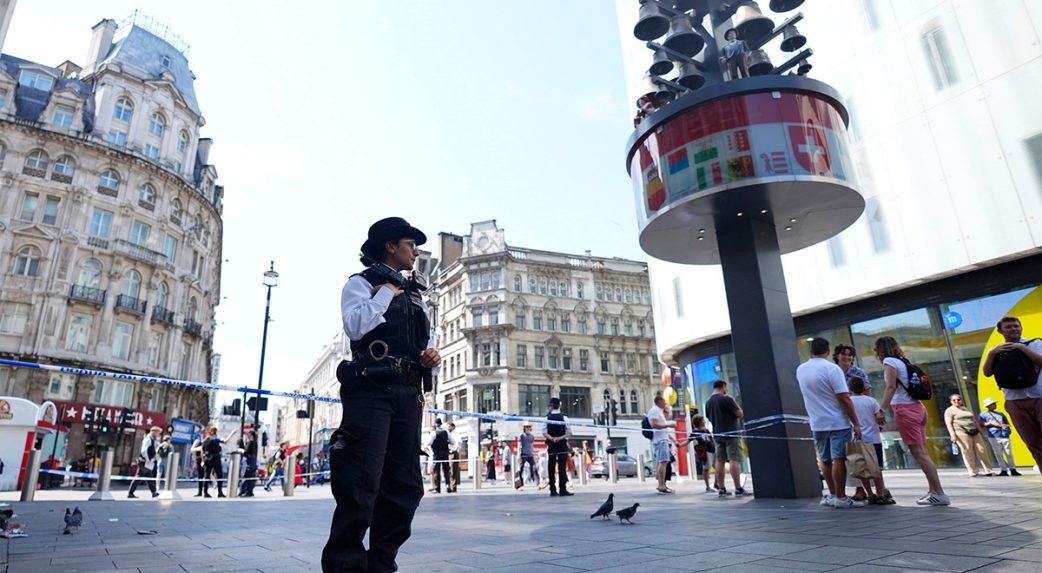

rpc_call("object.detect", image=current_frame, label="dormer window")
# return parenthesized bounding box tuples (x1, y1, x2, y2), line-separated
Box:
(148, 113, 166, 137)
(18, 70, 54, 91)
(161, 55, 172, 68)
(113, 97, 133, 122)
(52, 105, 74, 128)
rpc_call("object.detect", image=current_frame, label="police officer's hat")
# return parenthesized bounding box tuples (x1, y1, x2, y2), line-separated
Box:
(361, 217, 427, 257)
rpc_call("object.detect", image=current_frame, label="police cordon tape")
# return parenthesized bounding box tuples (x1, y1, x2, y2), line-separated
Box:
(38, 468, 328, 482)
(1, 357, 813, 441)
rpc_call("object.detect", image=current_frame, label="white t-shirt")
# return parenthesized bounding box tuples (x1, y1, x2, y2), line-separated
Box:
(851, 395, 882, 444)
(646, 405, 670, 443)
(884, 357, 916, 405)
(796, 358, 851, 432)
(1002, 339, 1042, 401)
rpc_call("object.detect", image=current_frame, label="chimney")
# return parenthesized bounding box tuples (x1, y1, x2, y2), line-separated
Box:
(0, 0, 17, 55)
(84, 19, 117, 73)
(196, 138, 213, 164)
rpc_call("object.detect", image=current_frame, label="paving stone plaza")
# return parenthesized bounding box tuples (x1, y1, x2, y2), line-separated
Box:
(3, 469, 1042, 573)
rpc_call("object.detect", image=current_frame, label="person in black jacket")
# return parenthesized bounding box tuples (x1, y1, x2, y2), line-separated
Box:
(542, 397, 573, 497)
(239, 429, 259, 497)
(192, 426, 237, 498)
(424, 418, 457, 493)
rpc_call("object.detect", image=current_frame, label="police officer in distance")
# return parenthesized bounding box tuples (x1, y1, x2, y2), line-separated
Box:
(543, 397, 574, 497)
(321, 217, 441, 573)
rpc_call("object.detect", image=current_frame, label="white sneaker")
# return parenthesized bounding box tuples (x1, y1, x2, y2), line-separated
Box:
(819, 494, 835, 506)
(833, 497, 866, 508)
(916, 492, 951, 506)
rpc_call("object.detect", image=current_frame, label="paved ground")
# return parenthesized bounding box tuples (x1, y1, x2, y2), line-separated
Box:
(3, 469, 1042, 572)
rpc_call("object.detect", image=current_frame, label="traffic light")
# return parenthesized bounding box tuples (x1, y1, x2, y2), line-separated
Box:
(246, 396, 268, 411)
(610, 399, 619, 426)
(120, 408, 133, 432)
(99, 418, 110, 434)
(84, 408, 95, 432)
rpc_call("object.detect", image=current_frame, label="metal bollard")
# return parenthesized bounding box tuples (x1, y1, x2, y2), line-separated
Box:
(608, 452, 619, 484)
(686, 444, 698, 484)
(20, 449, 41, 502)
(283, 458, 295, 496)
(472, 453, 482, 490)
(157, 453, 181, 499)
(579, 456, 589, 485)
(228, 452, 241, 499)
(89, 450, 115, 501)
(638, 454, 647, 483)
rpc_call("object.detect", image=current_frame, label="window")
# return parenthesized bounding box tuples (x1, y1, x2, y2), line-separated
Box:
(469, 275, 478, 292)
(611, 317, 620, 336)
(42, 197, 59, 225)
(99, 169, 120, 190)
(577, 282, 584, 299)
(560, 386, 590, 418)
(89, 208, 113, 237)
(148, 384, 165, 411)
(92, 379, 135, 408)
(106, 130, 128, 146)
(131, 221, 151, 246)
(14, 246, 41, 276)
(516, 344, 527, 368)
(170, 198, 183, 221)
(600, 352, 610, 373)
(476, 384, 500, 413)
(0, 89, 6, 110)
(148, 113, 166, 137)
(548, 347, 559, 369)
(18, 193, 38, 221)
(25, 150, 49, 172)
(615, 287, 622, 301)
(491, 271, 501, 289)
(148, 331, 164, 368)
(630, 390, 639, 414)
(174, 160, 183, 174)
(827, 237, 846, 267)
(122, 269, 142, 299)
(533, 310, 543, 330)
(64, 313, 92, 352)
(519, 384, 549, 416)
(515, 310, 526, 329)
(186, 297, 198, 322)
(161, 55, 172, 68)
(652, 361, 661, 375)
(615, 352, 625, 374)
(619, 390, 627, 414)
(180, 342, 192, 379)
(561, 315, 570, 333)
(53, 156, 75, 177)
(177, 131, 189, 153)
(563, 348, 572, 370)
(627, 353, 637, 372)
(45, 374, 75, 400)
(481, 272, 490, 290)
(164, 235, 178, 261)
(18, 69, 54, 90)
(513, 275, 522, 291)
(539, 278, 547, 295)
(638, 319, 646, 337)
(0, 302, 30, 334)
(597, 317, 606, 335)
(549, 280, 558, 297)
(580, 349, 589, 371)
(865, 196, 892, 254)
(623, 319, 633, 336)
(472, 308, 483, 328)
(535, 346, 544, 369)
(112, 321, 134, 360)
(488, 307, 499, 325)
(624, 287, 632, 303)
(578, 314, 588, 334)
(922, 25, 958, 91)
(78, 259, 102, 288)
(52, 105, 74, 128)
(481, 343, 492, 366)
(144, 143, 160, 160)
(113, 97, 134, 122)
(139, 183, 156, 205)
(547, 314, 556, 331)
(596, 284, 603, 300)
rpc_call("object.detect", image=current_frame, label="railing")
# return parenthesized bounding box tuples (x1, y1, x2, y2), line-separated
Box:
(51, 172, 73, 184)
(138, 200, 155, 211)
(114, 239, 169, 267)
(151, 306, 176, 326)
(69, 284, 106, 306)
(183, 319, 202, 337)
(86, 236, 110, 249)
(115, 294, 147, 315)
(96, 185, 118, 197)
(22, 166, 45, 178)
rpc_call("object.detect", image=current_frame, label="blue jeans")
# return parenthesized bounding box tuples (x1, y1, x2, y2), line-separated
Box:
(265, 467, 285, 489)
(813, 429, 852, 463)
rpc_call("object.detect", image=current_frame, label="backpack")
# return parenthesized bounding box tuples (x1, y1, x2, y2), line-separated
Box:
(896, 357, 932, 401)
(641, 416, 654, 440)
(992, 339, 1041, 390)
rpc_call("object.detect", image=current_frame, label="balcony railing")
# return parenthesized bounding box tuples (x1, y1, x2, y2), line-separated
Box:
(183, 318, 202, 337)
(96, 185, 119, 197)
(151, 306, 176, 326)
(69, 284, 106, 306)
(22, 166, 45, 178)
(51, 172, 73, 184)
(87, 236, 110, 249)
(115, 294, 147, 315)
(114, 239, 169, 267)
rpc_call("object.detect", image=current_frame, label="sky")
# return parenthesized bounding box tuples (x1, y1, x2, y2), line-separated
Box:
(3, 1, 643, 425)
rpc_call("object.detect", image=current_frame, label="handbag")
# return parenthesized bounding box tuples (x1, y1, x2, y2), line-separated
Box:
(846, 440, 880, 480)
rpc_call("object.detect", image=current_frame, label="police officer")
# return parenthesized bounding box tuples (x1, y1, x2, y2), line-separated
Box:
(322, 217, 441, 573)
(543, 397, 574, 497)
(424, 418, 456, 494)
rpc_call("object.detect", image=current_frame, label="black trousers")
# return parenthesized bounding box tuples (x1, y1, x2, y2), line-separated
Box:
(322, 370, 423, 573)
(128, 465, 156, 496)
(449, 451, 460, 488)
(519, 453, 538, 483)
(547, 450, 569, 493)
(431, 452, 450, 491)
(204, 458, 224, 495)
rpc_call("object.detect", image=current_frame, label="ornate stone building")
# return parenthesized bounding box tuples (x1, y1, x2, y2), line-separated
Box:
(0, 13, 222, 471)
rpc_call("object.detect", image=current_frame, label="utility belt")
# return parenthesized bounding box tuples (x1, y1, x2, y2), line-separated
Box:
(336, 355, 431, 391)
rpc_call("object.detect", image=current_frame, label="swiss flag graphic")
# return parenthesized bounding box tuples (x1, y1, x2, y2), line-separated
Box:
(788, 123, 831, 175)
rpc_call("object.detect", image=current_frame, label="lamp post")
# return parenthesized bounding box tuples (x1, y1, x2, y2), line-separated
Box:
(240, 262, 279, 442)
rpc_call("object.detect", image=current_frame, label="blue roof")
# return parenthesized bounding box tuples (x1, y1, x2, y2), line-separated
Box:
(99, 25, 201, 116)
(0, 53, 95, 131)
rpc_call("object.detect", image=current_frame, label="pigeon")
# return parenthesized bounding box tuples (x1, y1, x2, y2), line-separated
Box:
(63, 507, 82, 534)
(615, 503, 640, 525)
(590, 493, 614, 520)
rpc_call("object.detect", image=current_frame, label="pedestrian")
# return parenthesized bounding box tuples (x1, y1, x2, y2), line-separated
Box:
(128, 426, 162, 499)
(518, 423, 538, 486)
(446, 422, 460, 490)
(485, 444, 497, 482)
(156, 435, 172, 483)
(240, 429, 259, 496)
(295, 452, 306, 486)
(264, 442, 288, 491)
(581, 440, 593, 481)
(982, 316, 1042, 470)
(322, 217, 441, 573)
(501, 440, 513, 486)
(543, 397, 574, 497)
(424, 418, 456, 493)
(194, 426, 237, 498)
(945, 394, 994, 477)
(796, 338, 864, 509)
(191, 432, 207, 497)
(979, 397, 1021, 476)
(847, 376, 893, 504)
(834, 344, 873, 396)
(537, 449, 549, 490)
(647, 395, 676, 494)
(704, 380, 752, 496)
(690, 414, 715, 493)
(876, 336, 949, 505)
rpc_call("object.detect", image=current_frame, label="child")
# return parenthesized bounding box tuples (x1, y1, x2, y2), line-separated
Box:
(849, 376, 894, 504)
(691, 414, 716, 493)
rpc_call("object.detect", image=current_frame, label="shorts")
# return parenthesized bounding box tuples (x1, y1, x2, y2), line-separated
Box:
(893, 402, 928, 446)
(653, 440, 671, 464)
(813, 429, 852, 463)
(714, 437, 744, 463)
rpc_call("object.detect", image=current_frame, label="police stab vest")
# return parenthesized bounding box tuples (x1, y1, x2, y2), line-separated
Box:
(431, 429, 449, 454)
(546, 412, 568, 453)
(350, 268, 431, 362)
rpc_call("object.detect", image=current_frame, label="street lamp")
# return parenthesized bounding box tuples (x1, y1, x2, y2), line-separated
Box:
(240, 261, 279, 441)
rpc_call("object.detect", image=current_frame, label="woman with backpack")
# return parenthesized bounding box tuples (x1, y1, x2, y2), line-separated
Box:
(876, 336, 949, 506)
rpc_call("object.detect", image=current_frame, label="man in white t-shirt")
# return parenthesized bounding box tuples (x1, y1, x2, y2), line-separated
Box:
(128, 426, 161, 499)
(796, 338, 863, 509)
(983, 316, 1042, 470)
(646, 396, 676, 494)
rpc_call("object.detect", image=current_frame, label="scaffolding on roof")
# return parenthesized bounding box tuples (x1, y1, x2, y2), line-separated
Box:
(116, 9, 190, 56)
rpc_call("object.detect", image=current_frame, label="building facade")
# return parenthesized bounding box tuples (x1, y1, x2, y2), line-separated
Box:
(615, 0, 1042, 468)
(433, 221, 662, 459)
(0, 13, 223, 472)
(277, 331, 349, 452)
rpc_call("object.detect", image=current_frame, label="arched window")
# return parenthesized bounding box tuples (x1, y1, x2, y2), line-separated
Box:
(113, 97, 134, 122)
(122, 269, 142, 299)
(170, 198, 183, 221)
(24, 149, 49, 171)
(148, 112, 166, 137)
(630, 390, 639, 414)
(177, 130, 189, 153)
(78, 259, 102, 288)
(53, 155, 75, 176)
(513, 275, 522, 292)
(14, 246, 41, 276)
(157, 282, 169, 309)
(619, 390, 627, 414)
(139, 183, 156, 205)
(624, 287, 632, 303)
(99, 169, 120, 190)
